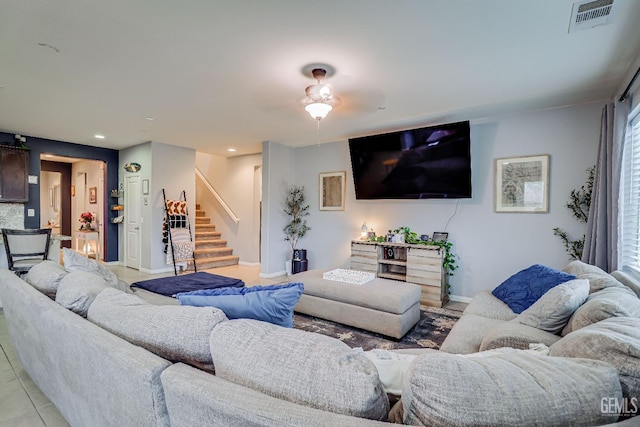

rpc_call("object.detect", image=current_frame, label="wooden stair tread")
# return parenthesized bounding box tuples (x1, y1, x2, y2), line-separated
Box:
(190, 203, 239, 269)
(194, 247, 233, 255)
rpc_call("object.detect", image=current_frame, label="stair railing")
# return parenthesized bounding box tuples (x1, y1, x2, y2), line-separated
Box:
(195, 167, 240, 224)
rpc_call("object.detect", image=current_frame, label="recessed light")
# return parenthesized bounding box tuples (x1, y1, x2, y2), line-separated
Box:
(94, 134, 105, 139)
(145, 117, 154, 121)
(227, 148, 236, 152)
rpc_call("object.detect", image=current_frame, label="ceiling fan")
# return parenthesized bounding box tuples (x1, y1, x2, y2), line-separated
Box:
(300, 63, 385, 123)
(303, 67, 337, 121)
(252, 63, 385, 124)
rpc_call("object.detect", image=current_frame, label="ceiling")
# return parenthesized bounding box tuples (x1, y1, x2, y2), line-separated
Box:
(1, 0, 640, 157)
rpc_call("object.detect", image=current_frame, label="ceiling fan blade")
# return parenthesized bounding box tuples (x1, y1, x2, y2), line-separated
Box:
(329, 74, 385, 114)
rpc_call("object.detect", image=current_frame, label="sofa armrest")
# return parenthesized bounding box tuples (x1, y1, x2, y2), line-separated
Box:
(480, 321, 561, 351)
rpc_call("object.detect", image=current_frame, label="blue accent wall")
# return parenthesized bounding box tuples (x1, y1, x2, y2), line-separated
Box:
(0, 132, 119, 262)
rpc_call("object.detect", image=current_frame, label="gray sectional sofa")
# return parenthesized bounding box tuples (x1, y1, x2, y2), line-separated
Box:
(1, 256, 639, 426)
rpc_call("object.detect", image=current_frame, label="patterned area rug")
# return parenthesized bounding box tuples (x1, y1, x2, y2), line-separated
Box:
(293, 306, 462, 351)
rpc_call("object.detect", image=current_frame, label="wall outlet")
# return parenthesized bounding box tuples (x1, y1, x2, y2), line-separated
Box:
(27, 209, 35, 217)
(28, 175, 38, 184)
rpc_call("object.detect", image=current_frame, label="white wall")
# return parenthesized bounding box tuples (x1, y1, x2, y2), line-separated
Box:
(260, 141, 296, 277)
(118, 141, 195, 272)
(150, 142, 196, 272)
(195, 152, 262, 264)
(261, 102, 603, 298)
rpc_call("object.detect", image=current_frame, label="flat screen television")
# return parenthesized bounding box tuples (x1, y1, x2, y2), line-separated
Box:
(348, 120, 472, 199)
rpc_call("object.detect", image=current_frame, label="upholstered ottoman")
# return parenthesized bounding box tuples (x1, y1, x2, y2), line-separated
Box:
(290, 269, 422, 338)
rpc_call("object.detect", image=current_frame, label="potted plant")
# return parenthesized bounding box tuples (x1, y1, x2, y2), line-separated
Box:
(283, 185, 310, 274)
(553, 166, 594, 260)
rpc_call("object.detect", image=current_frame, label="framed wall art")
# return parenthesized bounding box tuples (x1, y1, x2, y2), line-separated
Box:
(89, 186, 97, 204)
(319, 171, 346, 211)
(495, 154, 549, 213)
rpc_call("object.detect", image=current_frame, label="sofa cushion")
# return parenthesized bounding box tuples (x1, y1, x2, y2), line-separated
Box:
(24, 260, 68, 298)
(176, 282, 303, 327)
(402, 351, 622, 426)
(55, 271, 110, 317)
(209, 319, 389, 420)
(436, 314, 506, 354)
(562, 286, 640, 335)
(551, 317, 640, 400)
(562, 260, 626, 293)
(480, 322, 561, 352)
(514, 279, 589, 334)
(88, 288, 227, 372)
(492, 264, 576, 314)
(611, 270, 640, 298)
(62, 248, 131, 293)
(462, 291, 517, 321)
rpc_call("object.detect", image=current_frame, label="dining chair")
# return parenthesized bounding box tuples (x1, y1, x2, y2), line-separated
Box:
(2, 228, 52, 276)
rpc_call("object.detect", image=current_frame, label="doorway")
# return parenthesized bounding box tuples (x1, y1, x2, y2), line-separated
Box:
(40, 156, 106, 256)
(40, 159, 71, 248)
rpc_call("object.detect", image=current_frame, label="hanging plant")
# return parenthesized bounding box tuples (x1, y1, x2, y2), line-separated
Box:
(553, 166, 594, 260)
(283, 185, 311, 252)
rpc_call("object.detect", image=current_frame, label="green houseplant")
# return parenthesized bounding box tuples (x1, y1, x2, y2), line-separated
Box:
(283, 185, 311, 254)
(553, 166, 594, 260)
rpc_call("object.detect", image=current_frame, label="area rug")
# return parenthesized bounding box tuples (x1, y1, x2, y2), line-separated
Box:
(293, 306, 462, 351)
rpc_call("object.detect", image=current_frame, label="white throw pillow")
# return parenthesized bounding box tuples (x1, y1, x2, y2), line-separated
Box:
(360, 349, 417, 395)
(62, 248, 119, 288)
(514, 279, 589, 334)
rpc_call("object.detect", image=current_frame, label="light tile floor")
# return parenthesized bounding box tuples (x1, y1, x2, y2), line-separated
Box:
(0, 263, 465, 425)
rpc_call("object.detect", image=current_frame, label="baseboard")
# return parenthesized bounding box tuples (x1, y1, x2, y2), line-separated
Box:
(259, 270, 287, 279)
(140, 266, 179, 275)
(449, 294, 473, 304)
(239, 261, 260, 267)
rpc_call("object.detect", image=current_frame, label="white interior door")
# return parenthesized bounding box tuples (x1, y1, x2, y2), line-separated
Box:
(125, 175, 141, 269)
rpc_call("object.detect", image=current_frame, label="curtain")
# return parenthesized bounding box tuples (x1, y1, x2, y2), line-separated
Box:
(582, 101, 630, 271)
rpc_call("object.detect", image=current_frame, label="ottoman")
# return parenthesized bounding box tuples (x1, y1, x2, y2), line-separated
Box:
(291, 269, 422, 338)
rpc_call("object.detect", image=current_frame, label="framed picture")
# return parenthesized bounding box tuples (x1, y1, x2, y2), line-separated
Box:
(89, 186, 97, 204)
(142, 179, 149, 195)
(319, 171, 346, 211)
(495, 154, 549, 213)
(432, 232, 449, 242)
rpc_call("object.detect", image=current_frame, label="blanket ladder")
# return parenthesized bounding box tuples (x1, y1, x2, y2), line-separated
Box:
(162, 189, 197, 275)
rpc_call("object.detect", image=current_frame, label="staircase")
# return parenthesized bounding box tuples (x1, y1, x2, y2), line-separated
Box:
(191, 204, 239, 269)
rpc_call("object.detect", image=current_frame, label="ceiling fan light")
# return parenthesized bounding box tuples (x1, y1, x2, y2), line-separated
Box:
(305, 102, 332, 120)
(306, 83, 332, 99)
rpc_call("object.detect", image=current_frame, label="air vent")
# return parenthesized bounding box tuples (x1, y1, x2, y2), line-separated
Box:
(568, 0, 615, 33)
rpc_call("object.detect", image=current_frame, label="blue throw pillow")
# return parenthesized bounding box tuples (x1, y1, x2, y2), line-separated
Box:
(492, 264, 576, 314)
(176, 282, 304, 327)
